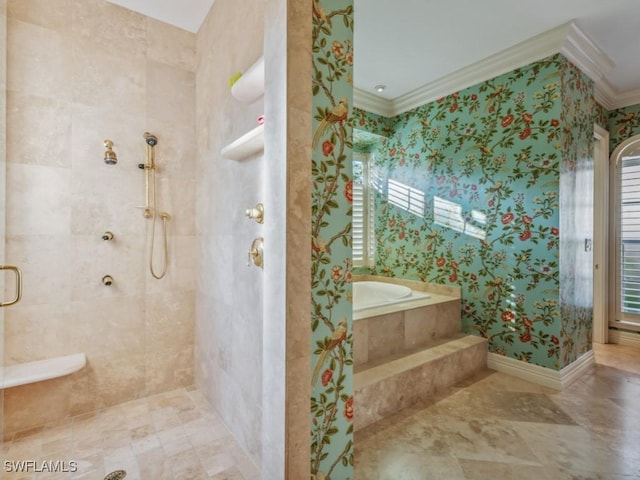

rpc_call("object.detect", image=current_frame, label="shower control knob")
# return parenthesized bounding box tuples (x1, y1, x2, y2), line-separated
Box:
(245, 203, 264, 224)
(102, 275, 113, 286)
(102, 231, 114, 241)
(247, 237, 264, 268)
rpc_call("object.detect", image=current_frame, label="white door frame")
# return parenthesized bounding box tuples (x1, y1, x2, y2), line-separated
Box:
(593, 124, 609, 344)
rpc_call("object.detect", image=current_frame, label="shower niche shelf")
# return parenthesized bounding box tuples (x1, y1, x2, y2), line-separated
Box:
(231, 56, 265, 103)
(221, 124, 264, 161)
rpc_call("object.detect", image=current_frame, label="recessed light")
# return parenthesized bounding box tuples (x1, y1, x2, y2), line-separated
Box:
(374, 85, 386, 93)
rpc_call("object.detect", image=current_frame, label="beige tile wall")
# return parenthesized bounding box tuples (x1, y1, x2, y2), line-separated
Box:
(261, 0, 314, 477)
(3, 0, 196, 436)
(0, 0, 7, 443)
(194, 0, 266, 469)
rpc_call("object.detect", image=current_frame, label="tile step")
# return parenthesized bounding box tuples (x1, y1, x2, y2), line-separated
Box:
(354, 334, 487, 431)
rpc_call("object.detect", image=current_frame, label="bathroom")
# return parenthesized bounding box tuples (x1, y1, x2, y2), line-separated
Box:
(3, 0, 640, 479)
(0, 0, 294, 477)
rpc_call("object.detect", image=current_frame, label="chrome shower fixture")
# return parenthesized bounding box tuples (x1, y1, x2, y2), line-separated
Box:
(104, 139, 117, 165)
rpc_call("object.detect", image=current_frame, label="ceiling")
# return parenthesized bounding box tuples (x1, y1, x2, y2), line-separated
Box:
(106, 0, 214, 33)
(109, 0, 640, 109)
(354, 0, 640, 101)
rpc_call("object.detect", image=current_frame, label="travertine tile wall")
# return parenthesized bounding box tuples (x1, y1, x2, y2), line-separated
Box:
(0, 0, 7, 442)
(262, 0, 313, 477)
(3, 0, 196, 436)
(194, 0, 265, 468)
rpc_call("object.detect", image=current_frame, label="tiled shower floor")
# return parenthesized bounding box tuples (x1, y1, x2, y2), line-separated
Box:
(2, 387, 260, 480)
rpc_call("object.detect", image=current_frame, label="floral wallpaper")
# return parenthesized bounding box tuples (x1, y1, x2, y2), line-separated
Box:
(609, 104, 640, 153)
(558, 59, 595, 367)
(353, 106, 393, 137)
(358, 54, 599, 370)
(311, 0, 354, 478)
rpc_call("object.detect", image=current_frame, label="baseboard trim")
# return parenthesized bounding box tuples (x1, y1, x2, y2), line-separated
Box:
(487, 350, 595, 390)
(609, 330, 640, 348)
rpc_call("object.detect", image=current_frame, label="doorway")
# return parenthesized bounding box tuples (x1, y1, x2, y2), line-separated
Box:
(593, 124, 609, 343)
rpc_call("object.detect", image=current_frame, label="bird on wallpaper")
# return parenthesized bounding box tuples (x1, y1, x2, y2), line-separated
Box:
(312, 98, 349, 149)
(312, 235, 331, 254)
(312, 0, 331, 26)
(312, 317, 348, 386)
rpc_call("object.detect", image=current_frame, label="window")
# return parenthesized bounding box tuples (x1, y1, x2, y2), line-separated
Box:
(613, 134, 640, 329)
(618, 153, 640, 316)
(353, 153, 375, 267)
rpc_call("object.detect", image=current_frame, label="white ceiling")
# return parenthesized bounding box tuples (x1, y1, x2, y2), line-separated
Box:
(109, 0, 640, 105)
(354, 0, 640, 102)
(106, 0, 214, 33)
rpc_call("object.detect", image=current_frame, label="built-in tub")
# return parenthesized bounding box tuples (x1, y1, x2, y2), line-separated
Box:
(353, 281, 429, 312)
(351, 279, 461, 371)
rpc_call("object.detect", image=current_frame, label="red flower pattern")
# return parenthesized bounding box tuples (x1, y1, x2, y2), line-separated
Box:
(501, 311, 515, 322)
(501, 114, 514, 128)
(322, 140, 334, 156)
(321, 369, 333, 386)
(519, 230, 532, 241)
(519, 128, 532, 140)
(520, 332, 532, 343)
(501, 213, 514, 224)
(344, 396, 354, 421)
(344, 180, 353, 203)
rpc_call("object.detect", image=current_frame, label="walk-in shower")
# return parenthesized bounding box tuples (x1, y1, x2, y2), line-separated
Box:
(139, 132, 170, 279)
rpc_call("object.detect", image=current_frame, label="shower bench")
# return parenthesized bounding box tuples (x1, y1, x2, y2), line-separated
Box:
(0, 352, 86, 389)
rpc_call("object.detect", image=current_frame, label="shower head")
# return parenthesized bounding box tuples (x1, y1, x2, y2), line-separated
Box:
(143, 132, 158, 147)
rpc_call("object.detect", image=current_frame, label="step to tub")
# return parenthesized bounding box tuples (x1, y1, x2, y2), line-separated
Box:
(1, 353, 86, 389)
(354, 335, 487, 431)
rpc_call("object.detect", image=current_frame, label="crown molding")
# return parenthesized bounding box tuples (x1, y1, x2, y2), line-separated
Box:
(354, 21, 638, 118)
(604, 86, 640, 110)
(392, 22, 571, 116)
(353, 87, 394, 117)
(560, 22, 614, 85)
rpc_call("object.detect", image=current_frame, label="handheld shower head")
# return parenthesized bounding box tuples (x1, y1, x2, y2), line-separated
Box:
(143, 132, 158, 147)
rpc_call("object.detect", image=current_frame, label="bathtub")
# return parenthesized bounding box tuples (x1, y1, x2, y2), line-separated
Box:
(353, 281, 429, 312)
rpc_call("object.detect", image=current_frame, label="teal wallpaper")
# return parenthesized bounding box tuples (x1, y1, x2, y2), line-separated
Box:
(311, 0, 354, 478)
(558, 59, 595, 367)
(609, 104, 640, 153)
(358, 54, 599, 370)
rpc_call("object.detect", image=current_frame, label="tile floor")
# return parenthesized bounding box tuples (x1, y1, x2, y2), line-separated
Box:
(2, 344, 639, 480)
(355, 343, 640, 479)
(1, 387, 260, 480)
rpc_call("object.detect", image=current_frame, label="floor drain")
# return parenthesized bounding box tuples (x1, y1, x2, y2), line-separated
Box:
(104, 470, 127, 480)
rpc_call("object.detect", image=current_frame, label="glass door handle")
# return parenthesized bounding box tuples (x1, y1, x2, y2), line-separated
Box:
(0, 265, 22, 307)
